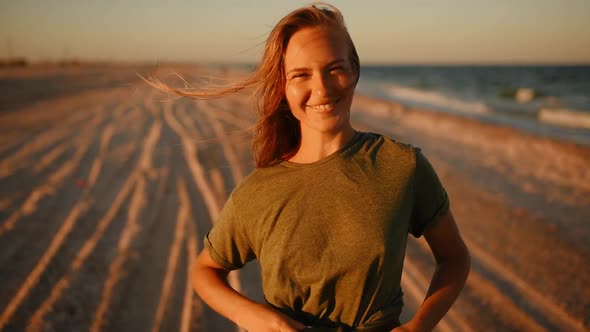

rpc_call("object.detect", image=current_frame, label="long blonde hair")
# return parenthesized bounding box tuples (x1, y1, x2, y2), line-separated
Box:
(146, 3, 360, 167)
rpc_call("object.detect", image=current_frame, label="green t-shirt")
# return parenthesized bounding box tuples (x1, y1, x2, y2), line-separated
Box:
(205, 131, 449, 329)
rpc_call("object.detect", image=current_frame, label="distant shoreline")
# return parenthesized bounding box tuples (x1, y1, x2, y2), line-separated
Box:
(2, 59, 590, 68)
(2, 62, 588, 149)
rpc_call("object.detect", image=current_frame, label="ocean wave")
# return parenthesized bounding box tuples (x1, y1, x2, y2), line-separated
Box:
(497, 87, 545, 103)
(384, 85, 489, 114)
(538, 108, 590, 130)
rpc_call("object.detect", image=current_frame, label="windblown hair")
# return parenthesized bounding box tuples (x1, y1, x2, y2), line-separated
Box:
(146, 3, 360, 167)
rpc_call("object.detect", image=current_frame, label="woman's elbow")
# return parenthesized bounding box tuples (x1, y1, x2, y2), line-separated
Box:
(191, 249, 230, 293)
(451, 243, 471, 282)
(460, 245, 471, 280)
(438, 243, 471, 282)
(191, 258, 206, 294)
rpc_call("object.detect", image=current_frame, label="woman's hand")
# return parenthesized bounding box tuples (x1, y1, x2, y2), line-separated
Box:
(193, 248, 307, 332)
(394, 209, 470, 332)
(241, 303, 307, 332)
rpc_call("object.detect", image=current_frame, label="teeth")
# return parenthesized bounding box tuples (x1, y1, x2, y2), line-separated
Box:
(309, 103, 335, 112)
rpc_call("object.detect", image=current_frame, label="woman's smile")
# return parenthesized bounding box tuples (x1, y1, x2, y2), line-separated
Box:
(307, 97, 341, 113)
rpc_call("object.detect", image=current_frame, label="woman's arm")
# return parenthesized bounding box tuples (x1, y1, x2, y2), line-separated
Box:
(394, 209, 471, 332)
(192, 247, 306, 332)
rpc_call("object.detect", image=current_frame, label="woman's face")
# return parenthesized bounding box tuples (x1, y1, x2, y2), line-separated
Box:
(283, 26, 356, 137)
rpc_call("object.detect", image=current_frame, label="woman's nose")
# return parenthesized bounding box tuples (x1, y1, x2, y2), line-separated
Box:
(312, 73, 331, 97)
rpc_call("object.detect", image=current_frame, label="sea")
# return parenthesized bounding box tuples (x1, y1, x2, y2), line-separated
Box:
(356, 65, 590, 146)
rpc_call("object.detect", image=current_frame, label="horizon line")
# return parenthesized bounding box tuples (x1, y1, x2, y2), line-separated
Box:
(2, 57, 590, 67)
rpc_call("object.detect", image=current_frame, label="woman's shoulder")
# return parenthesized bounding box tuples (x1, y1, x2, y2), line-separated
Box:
(364, 133, 437, 177)
(356, 131, 418, 160)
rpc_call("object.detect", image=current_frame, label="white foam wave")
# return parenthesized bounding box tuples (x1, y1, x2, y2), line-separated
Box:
(385, 85, 489, 114)
(538, 108, 590, 130)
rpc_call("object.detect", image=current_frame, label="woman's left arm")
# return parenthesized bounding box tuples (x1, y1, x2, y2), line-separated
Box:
(393, 208, 471, 332)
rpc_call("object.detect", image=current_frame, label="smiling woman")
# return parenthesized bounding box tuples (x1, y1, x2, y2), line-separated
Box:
(147, 3, 470, 332)
(283, 25, 357, 163)
(147, 3, 359, 167)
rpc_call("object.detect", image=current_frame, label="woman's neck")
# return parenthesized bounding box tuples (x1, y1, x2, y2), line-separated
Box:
(287, 126, 357, 164)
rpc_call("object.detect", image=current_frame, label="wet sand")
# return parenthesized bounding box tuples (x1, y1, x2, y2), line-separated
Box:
(0, 64, 588, 331)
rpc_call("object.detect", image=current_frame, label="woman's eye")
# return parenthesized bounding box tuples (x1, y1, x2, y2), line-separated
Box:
(330, 66, 344, 73)
(291, 73, 309, 80)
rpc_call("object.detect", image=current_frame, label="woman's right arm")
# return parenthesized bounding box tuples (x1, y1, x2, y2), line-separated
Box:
(192, 247, 307, 332)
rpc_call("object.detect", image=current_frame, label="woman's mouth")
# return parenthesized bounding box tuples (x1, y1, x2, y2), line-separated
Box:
(307, 98, 341, 113)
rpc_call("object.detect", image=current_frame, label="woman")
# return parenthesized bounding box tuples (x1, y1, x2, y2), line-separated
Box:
(150, 3, 470, 332)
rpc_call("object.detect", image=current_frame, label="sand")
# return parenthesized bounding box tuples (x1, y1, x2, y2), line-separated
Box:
(0, 64, 588, 331)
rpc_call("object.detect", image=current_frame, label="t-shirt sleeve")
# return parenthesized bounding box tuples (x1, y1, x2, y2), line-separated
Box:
(409, 148, 450, 238)
(204, 194, 255, 270)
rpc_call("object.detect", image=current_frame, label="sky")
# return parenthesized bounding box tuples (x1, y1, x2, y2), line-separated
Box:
(2, 0, 590, 64)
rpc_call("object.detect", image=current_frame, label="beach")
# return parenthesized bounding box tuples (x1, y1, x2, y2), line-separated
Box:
(0, 64, 588, 331)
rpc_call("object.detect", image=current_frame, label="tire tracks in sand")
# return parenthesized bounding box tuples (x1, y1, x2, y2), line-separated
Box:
(89, 120, 162, 332)
(0, 98, 138, 238)
(181, 216, 201, 332)
(149, 176, 188, 332)
(165, 100, 246, 332)
(0, 96, 150, 331)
